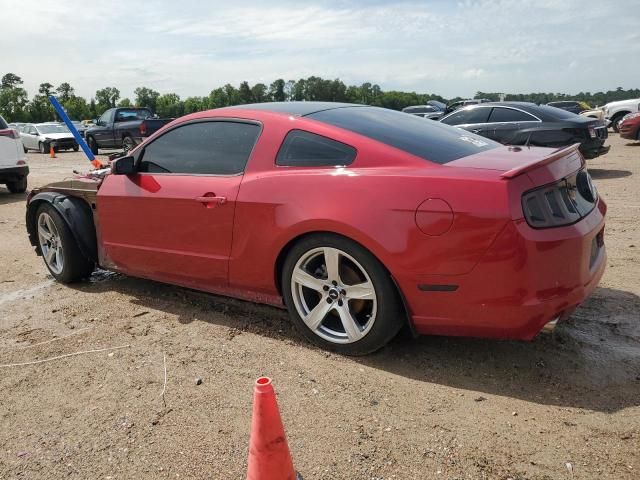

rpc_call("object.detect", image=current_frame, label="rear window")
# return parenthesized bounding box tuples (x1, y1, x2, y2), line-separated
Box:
(0, 116, 7, 129)
(115, 109, 152, 121)
(488, 107, 539, 122)
(308, 107, 499, 164)
(537, 105, 578, 120)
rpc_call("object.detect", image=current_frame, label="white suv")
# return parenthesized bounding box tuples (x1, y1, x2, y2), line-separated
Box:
(603, 98, 640, 132)
(0, 115, 29, 193)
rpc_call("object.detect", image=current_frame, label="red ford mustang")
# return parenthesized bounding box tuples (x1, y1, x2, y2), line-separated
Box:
(26, 102, 606, 355)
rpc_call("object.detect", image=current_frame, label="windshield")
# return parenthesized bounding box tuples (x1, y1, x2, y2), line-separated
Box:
(36, 124, 70, 134)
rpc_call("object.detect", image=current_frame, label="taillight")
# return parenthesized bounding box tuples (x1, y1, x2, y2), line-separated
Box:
(522, 168, 597, 228)
(0, 128, 20, 139)
(139, 123, 147, 136)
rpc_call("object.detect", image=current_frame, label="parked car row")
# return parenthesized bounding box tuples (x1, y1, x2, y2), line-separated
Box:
(438, 102, 609, 159)
(16, 123, 79, 153)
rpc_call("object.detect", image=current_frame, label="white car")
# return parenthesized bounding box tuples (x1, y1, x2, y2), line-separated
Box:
(20, 123, 79, 154)
(0, 115, 28, 193)
(602, 98, 640, 132)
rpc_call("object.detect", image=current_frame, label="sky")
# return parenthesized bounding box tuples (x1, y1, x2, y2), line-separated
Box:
(2, 0, 639, 100)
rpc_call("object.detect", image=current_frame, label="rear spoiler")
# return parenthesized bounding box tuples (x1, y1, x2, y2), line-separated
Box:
(500, 143, 582, 179)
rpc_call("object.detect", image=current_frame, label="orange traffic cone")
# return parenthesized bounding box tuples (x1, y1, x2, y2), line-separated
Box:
(49, 145, 56, 158)
(246, 377, 301, 480)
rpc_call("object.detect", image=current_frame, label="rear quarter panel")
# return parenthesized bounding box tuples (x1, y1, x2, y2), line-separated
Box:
(227, 114, 516, 297)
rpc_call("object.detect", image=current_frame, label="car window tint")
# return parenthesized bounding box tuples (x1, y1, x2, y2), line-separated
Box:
(440, 107, 491, 125)
(308, 106, 499, 165)
(0, 116, 7, 129)
(138, 121, 260, 175)
(276, 130, 356, 167)
(489, 107, 538, 122)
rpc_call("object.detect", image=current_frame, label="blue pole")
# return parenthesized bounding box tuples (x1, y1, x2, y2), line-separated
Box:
(48, 95, 95, 162)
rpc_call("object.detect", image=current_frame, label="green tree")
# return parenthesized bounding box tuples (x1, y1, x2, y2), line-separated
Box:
(238, 81, 253, 104)
(134, 87, 160, 110)
(156, 93, 183, 118)
(63, 96, 91, 120)
(268, 79, 286, 102)
(56, 82, 75, 102)
(95, 87, 120, 113)
(251, 83, 268, 103)
(183, 96, 206, 113)
(0, 73, 29, 121)
(118, 98, 132, 107)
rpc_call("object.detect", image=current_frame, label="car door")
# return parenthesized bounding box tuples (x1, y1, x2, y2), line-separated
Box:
(23, 125, 38, 149)
(93, 109, 115, 147)
(97, 119, 261, 289)
(485, 107, 540, 144)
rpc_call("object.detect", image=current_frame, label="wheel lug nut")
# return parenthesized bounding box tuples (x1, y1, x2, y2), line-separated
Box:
(338, 300, 343, 307)
(326, 298, 333, 304)
(323, 285, 329, 291)
(332, 281, 338, 286)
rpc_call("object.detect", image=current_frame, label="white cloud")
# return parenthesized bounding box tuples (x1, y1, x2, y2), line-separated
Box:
(1, 0, 638, 100)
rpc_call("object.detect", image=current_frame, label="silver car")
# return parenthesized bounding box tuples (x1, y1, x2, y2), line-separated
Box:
(20, 123, 79, 154)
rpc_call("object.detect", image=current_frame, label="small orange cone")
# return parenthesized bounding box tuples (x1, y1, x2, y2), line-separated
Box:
(246, 377, 301, 480)
(49, 145, 56, 158)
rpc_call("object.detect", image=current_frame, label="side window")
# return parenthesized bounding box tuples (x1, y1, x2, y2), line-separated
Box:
(138, 121, 260, 175)
(98, 110, 112, 125)
(441, 107, 490, 125)
(489, 107, 538, 123)
(276, 130, 356, 167)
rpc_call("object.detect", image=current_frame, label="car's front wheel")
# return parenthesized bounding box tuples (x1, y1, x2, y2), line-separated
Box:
(39, 142, 47, 154)
(282, 234, 404, 355)
(36, 204, 94, 283)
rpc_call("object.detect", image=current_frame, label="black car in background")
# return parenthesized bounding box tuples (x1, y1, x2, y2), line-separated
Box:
(402, 100, 446, 120)
(440, 102, 609, 159)
(547, 101, 589, 115)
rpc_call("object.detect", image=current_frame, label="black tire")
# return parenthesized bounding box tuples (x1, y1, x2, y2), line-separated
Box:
(87, 136, 99, 155)
(23, 144, 28, 153)
(122, 135, 135, 153)
(611, 113, 626, 133)
(73, 145, 79, 152)
(6, 177, 27, 193)
(35, 203, 94, 283)
(39, 142, 47, 154)
(282, 233, 404, 355)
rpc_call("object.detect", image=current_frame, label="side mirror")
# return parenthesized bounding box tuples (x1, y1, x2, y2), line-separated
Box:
(112, 155, 136, 175)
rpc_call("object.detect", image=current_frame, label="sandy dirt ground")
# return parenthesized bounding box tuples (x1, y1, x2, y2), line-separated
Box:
(0, 135, 639, 479)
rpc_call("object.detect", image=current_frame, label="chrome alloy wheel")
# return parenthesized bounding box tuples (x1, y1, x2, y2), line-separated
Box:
(290, 247, 377, 344)
(37, 212, 64, 275)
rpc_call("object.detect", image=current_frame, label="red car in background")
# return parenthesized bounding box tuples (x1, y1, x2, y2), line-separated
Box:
(25, 103, 607, 355)
(619, 112, 640, 141)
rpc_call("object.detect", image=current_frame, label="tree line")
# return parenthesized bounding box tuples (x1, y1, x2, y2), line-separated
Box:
(1, 72, 638, 123)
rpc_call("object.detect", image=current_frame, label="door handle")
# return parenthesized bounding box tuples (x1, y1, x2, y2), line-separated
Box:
(471, 128, 482, 134)
(195, 194, 227, 207)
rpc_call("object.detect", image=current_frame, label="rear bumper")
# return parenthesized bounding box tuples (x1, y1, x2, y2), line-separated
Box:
(401, 199, 607, 340)
(0, 165, 29, 182)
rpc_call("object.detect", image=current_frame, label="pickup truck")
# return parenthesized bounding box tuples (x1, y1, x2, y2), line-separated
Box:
(84, 107, 172, 154)
(602, 98, 640, 133)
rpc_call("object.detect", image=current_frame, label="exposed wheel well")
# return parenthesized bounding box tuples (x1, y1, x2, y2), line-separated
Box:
(27, 195, 98, 263)
(273, 231, 412, 329)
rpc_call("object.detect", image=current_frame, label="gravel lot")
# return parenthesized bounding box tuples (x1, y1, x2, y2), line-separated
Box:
(1, 135, 639, 479)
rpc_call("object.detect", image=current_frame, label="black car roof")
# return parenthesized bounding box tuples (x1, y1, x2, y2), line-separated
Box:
(461, 101, 583, 122)
(226, 101, 366, 116)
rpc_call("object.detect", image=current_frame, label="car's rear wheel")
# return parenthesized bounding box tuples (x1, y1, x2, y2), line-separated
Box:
(6, 177, 27, 193)
(282, 234, 403, 355)
(36, 204, 94, 283)
(73, 145, 79, 152)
